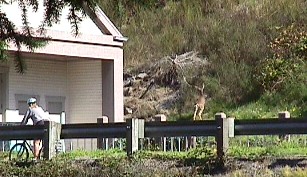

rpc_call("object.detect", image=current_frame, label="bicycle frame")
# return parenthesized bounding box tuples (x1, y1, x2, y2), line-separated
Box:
(23, 140, 34, 154)
(9, 140, 44, 161)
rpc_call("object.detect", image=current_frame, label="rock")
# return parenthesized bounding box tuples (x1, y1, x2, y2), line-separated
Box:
(136, 72, 149, 80)
(124, 78, 134, 87)
(154, 114, 167, 121)
(123, 72, 133, 80)
(124, 87, 131, 96)
(124, 106, 133, 115)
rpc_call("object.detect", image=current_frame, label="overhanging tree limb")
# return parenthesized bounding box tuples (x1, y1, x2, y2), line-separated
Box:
(0, 0, 99, 73)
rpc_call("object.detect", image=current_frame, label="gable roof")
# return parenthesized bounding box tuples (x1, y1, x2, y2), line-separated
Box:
(1, 1, 127, 42)
(82, 4, 127, 42)
(85, 7, 118, 35)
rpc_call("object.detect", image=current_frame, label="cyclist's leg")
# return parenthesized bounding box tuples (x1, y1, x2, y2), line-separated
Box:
(34, 120, 44, 160)
(33, 139, 42, 160)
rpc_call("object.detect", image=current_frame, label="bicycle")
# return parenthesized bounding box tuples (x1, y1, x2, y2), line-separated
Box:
(9, 140, 43, 161)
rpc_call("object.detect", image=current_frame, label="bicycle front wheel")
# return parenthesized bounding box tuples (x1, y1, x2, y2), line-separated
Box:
(9, 143, 29, 162)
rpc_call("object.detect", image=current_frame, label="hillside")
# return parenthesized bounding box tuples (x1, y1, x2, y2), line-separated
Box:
(123, 51, 208, 119)
(100, 0, 307, 120)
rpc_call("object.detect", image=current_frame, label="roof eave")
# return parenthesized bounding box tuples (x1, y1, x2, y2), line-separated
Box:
(113, 36, 128, 42)
(83, 4, 128, 42)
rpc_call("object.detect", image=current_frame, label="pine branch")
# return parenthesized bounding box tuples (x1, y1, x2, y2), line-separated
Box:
(0, 40, 8, 62)
(1, 0, 100, 73)
(67, 6, 83, 36)
(14, 48, 27, 74)
(24, 0, 39, 11)
(0, 8, 47, 73)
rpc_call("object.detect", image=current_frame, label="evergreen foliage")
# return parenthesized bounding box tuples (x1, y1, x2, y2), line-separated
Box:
(0, 0, 99, 73)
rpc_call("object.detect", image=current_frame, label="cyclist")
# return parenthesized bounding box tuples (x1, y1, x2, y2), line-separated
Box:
(21, 97, 49, 160)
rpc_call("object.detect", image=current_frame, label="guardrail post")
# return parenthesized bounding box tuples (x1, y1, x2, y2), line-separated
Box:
(278, 111, 290, 142)
(215, 113, 228, 160)
(228, 117, 235, 138)
(154, 114, 167, 151)
(126, 118, 144, 156)
(43, 121, 61, 160)
(97, 116, 109, 149)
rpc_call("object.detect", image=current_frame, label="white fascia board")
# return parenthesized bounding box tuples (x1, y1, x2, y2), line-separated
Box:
(83, 4, 128, 42)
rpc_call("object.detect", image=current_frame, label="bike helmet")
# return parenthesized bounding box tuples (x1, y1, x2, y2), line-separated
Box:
(27, 97, 37, 105)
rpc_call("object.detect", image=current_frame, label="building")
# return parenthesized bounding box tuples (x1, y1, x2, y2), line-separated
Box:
(0, 3, 126, 125)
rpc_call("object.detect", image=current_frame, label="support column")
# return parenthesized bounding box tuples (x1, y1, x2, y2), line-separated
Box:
(102, 58, 124, 123)
(113, 57, 124, 122)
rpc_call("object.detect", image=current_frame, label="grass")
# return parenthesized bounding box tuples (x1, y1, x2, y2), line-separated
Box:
(226, 101, 298, 119)
(99, 0, 307, 118)
(229, 145, 307, 159)
(58, 148, 126, 159)
(214, 135, 307, 159)
(171, 94, 305, 121)
(57, 142, 307, 161)
(2, 144, 307, 176)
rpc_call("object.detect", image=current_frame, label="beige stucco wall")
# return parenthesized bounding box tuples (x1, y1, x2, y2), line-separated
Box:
(67, 60, 102, 123)
(67, 59, 103, 150)
(3, 41, 124, 124)
(7, 58, 67, 111)
(2, 57, 105, 124)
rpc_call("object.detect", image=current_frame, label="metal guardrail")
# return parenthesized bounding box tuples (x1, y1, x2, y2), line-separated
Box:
(1, 112, 307, 159)
(61, 123, 126, 139)
(1, 119, 307, 141)
(145, 120, 216, 137)
(0, 124, 45, 140)
(4, 119, 307, 141)
(235, 118, 307, 135)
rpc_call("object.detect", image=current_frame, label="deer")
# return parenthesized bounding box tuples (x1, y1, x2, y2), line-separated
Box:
(166, 52, 208, 149)
(192, 83, 207, 121)
(182, 77, 208, 149)
(179, 74, 208, 121)
(167, 54, 208, 120)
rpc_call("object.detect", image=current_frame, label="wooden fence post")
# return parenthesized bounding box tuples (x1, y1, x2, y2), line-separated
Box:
(215, 113, 228, 160)
(43, 121, 61, 160)
(278, 111, 290, 142)
(97, 116, 109, 149)
(126, 118, 144, 156)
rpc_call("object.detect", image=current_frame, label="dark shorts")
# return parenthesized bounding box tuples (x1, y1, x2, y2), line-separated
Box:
(35, 120, 44, 141)
(35, 120, 44, 125)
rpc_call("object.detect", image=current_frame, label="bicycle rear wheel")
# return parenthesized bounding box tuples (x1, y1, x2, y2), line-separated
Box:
(9, 143, 29, 161)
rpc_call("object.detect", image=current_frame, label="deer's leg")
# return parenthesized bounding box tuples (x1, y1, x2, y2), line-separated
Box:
(192, 136, 197, 148)
(191, 106, 200, 149)
(193, 105, 199, 120)
(187, 136, 196, 149)
(197, 106, 204, 120)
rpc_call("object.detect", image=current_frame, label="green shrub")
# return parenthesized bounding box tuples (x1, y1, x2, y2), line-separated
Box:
(255, 57, 303, 92)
